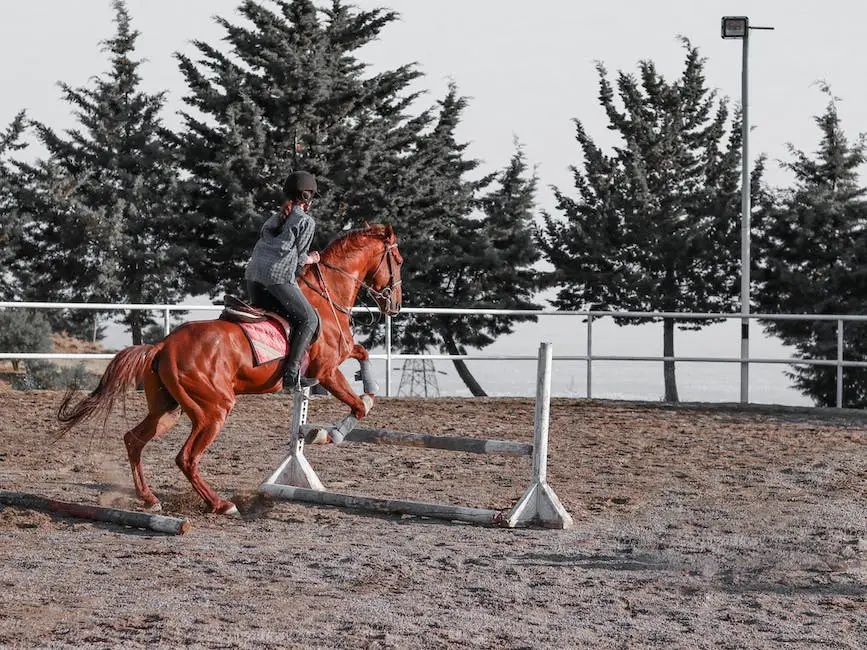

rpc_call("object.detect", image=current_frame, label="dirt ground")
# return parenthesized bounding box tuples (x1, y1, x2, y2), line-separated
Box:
(0, 386, 864, 649)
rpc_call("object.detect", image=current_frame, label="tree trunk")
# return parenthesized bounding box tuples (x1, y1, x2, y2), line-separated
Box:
(131, 320, 143, 346)
(663, 317, 679, 402)
(129, 311, 144, 346)
(441, 332, 488, 397)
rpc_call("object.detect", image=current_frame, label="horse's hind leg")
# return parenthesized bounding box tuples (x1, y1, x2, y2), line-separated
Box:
(175, 405, 237, 515)
(123, 372, 181, 511)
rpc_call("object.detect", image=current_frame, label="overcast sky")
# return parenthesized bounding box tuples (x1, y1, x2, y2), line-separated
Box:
(5, 0, 849, 401)
(2, 0, 865, 214)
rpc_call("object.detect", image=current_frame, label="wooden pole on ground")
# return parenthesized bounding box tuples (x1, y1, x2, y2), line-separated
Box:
(0, 489, 191, 535)
(260, 483, 503, 526)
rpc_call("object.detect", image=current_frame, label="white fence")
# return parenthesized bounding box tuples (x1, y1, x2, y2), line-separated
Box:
(2, 301, 867, 407)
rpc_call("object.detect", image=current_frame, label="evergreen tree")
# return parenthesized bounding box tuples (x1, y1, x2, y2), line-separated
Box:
(0, 112, 27, 300)
(175, 2, 543, 395)
(754, 87, 867, 407)
(451, 144, 542, 394)
(385, 88, 491, 393)
(539, 40, 762, 402)
(174, 0, 423, 295)
(14, 0, 183, 344)
(381, 92, 542, 395)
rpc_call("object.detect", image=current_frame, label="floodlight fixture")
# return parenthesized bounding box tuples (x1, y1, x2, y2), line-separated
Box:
(721, 16, 748, 39)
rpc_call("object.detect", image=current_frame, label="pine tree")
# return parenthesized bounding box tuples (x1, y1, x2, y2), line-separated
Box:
(539, 40, 761, 402)
(754, 86, 867, 407)
(438, 141, 542, 395)
(0, 118, 54, 366)
(14, 0, 183, 344)
(174, 0, 423, 295)
(0, 112, 27, 300)
(385, 87, 492, 394)
(382, 91, 542, 396)
(175, 2, 543, 395)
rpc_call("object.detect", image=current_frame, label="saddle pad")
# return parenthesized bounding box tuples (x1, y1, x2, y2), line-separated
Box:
(238, 318, 289, 366)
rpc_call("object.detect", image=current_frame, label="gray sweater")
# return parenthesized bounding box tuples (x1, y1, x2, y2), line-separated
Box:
(245, 205, 315, 285)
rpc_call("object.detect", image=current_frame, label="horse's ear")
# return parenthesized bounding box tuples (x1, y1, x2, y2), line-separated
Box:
(385, 224, 395, 239)
(363, 220, 371, 229)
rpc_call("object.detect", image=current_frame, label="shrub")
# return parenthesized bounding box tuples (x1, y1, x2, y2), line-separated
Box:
(0, 309, 52, 371)
(13, 360, 97, 391)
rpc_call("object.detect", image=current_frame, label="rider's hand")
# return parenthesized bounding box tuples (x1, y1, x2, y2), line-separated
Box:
(306, 251, 320, 264)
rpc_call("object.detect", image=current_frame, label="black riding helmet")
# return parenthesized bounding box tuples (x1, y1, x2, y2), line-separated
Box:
(283, 170, 318, 199)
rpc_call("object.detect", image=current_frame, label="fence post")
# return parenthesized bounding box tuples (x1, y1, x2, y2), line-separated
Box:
(586, 314, 593, 399)
(836, 319, 844, 409)
(740, 317, 750, 404)
(385, 314, 392, 397)
(164, 308, 171, 338)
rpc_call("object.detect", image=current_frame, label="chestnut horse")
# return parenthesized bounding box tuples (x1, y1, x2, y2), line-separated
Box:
(56, 223, 403, 515)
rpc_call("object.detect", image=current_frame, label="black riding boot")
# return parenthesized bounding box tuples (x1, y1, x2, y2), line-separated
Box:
(283, 326, 318, 392)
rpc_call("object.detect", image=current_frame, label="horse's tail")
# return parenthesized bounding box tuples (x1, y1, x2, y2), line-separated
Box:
(55, 344, 160, 439)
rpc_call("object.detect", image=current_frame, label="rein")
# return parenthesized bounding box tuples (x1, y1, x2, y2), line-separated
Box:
(312, 264, 351, 355)
(300, 274, 352, 315)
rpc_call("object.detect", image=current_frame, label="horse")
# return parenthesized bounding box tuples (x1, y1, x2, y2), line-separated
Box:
(55, 223, 403, 515)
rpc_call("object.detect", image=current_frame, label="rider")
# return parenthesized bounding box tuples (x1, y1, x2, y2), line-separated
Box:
(245, 170, 321, 391)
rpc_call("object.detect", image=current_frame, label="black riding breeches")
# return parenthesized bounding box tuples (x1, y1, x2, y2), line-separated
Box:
(247, 280, 318, 338)
(246, 280, 318, 375)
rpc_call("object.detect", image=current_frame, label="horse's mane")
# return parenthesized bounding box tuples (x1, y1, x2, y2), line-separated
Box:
(321, 224, 393, 260)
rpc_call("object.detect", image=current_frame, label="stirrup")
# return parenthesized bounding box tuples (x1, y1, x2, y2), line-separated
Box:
(283, 372, 319, 393)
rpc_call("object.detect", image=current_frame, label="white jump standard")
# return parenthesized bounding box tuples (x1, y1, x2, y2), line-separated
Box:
(260, 342, 573, 529)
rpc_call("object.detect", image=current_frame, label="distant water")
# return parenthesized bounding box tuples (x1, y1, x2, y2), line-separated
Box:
(365, 317, 813, 406)
(101, 307, 813, 406)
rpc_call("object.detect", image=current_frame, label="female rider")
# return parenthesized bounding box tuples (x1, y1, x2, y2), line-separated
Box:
(245, 170, 321, 391)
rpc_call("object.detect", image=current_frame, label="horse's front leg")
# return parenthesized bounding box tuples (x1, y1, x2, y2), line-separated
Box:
(350, 343, 379, 395)
(312, 365, 374, 444)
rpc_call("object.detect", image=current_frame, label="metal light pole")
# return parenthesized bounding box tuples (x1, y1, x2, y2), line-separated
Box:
(721, 16, 774, 404)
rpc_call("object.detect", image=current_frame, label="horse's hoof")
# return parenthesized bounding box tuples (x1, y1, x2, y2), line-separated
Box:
(361, 393, 374, 415)
(221, 504, 241, 517)
(308, 427, 330, 445)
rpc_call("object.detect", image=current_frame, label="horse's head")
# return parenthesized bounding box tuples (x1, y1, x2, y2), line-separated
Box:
(316, 223, 403, 316)
(360, 223, 403, 316)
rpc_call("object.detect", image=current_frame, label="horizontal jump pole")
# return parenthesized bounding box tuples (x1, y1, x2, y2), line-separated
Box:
(260, 483, 505, 527)
(300, 425, 533, 456)
(0, 489, 190, 535)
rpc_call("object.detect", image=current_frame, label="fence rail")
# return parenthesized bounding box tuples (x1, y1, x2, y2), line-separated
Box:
(2, 301, 865, 407)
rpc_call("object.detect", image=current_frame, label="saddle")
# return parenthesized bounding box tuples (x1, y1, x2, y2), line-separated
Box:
(220, 294, 320, 336)
(219, 295, 293, 365)
(220, 294, 271, 324)
(218, 295, 321, 367)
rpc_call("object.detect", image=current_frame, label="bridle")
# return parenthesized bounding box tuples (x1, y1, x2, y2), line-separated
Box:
(360, 241, 402, 316)
(301, 241, 402, 317)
